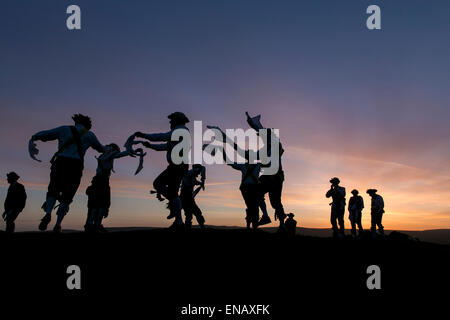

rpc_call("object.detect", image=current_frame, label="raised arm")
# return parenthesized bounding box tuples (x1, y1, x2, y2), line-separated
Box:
(207, 125, 250, 160)
(31, 126, 64, 142)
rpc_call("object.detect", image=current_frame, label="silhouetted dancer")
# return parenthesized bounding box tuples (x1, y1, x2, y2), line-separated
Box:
(181, 164, 206, 230)
(204, 126, 270, 229)
(133, 112, 190, 230)
(2, 172, 27, 233)
(367, 189, 385, 238)
(203, 126, 272, 226)
(348, 189, 364, 238)
(29, 114, 105, 233)
(245, 112, 287, 231)
(84, 143, 141, 233)
(232, 163, 262, 229)
(285, 213, 297, 236)
(326, 177, 346, 238)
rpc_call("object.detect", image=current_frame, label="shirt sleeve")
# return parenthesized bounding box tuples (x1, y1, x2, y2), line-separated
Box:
(32, 126, 64, 142)
(150, 143, 168, 151)
(141, 131, 172, 142)
(114, 151, 131, 159)
(88, 132, 106, 153)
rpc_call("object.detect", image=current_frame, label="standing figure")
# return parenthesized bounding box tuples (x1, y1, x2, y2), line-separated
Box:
(285, 213, 297, 236)
(180, 164, 206, 230)
(205, 122, 279, 229)
(2, 172, 27, 233)
(367, 189, 385, 238)
(348, 189, 364, 237)
(245, 113, 287, 231)
(134, 112, 190, 230)
(29, 114, 105, 232)
(230, 163, 262, 229)
(326, 177, 346, 238)
(85, 143, 137, 232)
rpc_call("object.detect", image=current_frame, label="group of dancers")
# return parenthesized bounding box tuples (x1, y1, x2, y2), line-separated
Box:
(2, 111, 384, 238)
(22, 111, 289, 233)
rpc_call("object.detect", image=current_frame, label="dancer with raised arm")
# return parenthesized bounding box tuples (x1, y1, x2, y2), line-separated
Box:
(132, 112, 190, 230)
(29, 114, 105, 232)
(85, 143, 145, 232)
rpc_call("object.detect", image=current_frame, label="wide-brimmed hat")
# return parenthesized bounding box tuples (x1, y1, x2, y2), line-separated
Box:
(330, 177, 340, 184)
(7, 172, 20, 181)
(168, 112, 189, 124)
(287, 213, 295, 218)
(366, 189, 377, 195)
(351, 189, 359, 195)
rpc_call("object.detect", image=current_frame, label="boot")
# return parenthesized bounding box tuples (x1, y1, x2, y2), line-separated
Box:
(39, 214, 51, 231)
(258, 215, 272, 226)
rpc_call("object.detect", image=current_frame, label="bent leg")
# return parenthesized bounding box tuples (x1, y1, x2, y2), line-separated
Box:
(153, 168, 171, 199)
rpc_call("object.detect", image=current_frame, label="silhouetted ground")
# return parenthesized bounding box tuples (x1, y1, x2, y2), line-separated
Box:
(1, 227, 449, 318)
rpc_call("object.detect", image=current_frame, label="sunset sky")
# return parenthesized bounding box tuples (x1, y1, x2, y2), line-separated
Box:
(1, 0, 450, 231)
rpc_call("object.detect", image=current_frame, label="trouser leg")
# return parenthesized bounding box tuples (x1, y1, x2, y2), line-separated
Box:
(377, 212, 384, 234)
(153, 168, 171, 199)
(5, 219, 15, 233)
(269, 183, 285, 227)
(44, 197, 57, 215)
(242, 187, 259, 228)
(337, 213, 345, 233)
(356, 212, 364, 233)
(184, 209, 193, 227)
(181, 191, 193, 227)
(95, 208, 106, 226)
(371, 213, 378, 237)
(86, 208, 95, 225)
(259, 198, 269, 218)
(330, 210, 338, 234)
(55, 202, 70, 227)
(191, 201, 205, 227)
(351, 222, 356, 236)
(169, 198, 183, 224)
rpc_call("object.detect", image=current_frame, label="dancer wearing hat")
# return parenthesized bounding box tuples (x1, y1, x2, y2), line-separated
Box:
(207, 112, 286, 231)
(2, 172, 27, 233)
(366, 189, 385, 238)
(29, 114, 106, 232)
(326, 177, 346, 238)
(204, 124, 273, 229)
(348, 189, 364, 237)
(245, 112, 287, 231)
(133, 112, 190, 229)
